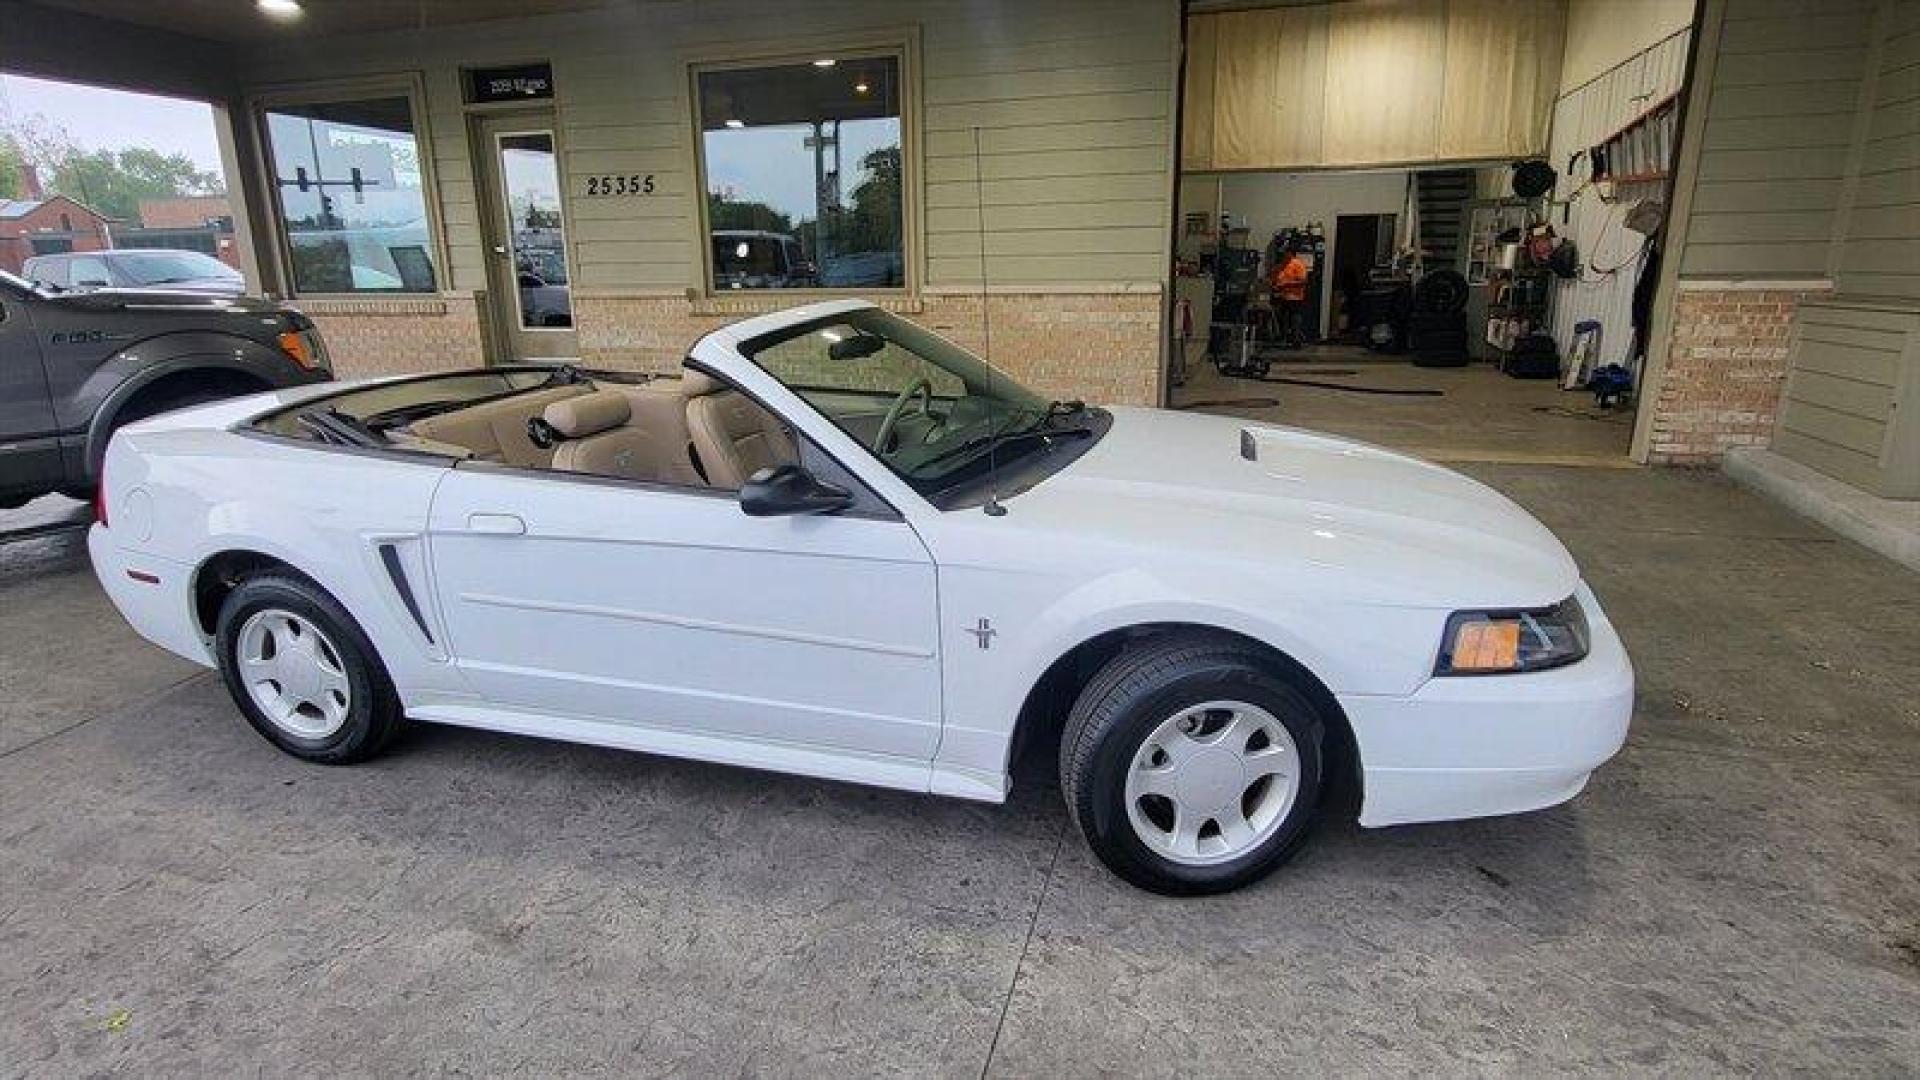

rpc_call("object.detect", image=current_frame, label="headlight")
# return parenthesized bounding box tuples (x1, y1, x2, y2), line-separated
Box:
(1435, 595, 1589, 675)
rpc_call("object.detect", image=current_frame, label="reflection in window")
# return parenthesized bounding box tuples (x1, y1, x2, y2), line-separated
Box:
(264, 97, 437, 294)
(697, 55, 904, 291)
(499, 132, 572, 328)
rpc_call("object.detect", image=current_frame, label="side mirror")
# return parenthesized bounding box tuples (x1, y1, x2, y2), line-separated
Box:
(828, 333, 886, 361)
(739, 463, 852, 517)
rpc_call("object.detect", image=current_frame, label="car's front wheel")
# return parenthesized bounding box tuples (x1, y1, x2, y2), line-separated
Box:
(1061, 634, 1327, 895)
(214, 573, 403, 764)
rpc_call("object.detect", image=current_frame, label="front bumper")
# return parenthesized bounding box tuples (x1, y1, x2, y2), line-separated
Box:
(1341, 584, 1634, 827)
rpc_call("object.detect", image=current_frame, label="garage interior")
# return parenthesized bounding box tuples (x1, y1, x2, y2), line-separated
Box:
(1169, 2, 1692, 465)
(3, 0, 1918, 1074)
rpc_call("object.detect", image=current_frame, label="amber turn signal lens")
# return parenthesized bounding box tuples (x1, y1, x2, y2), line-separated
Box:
(1450, 620, 1521, 672)
(277, 330, 316, 369)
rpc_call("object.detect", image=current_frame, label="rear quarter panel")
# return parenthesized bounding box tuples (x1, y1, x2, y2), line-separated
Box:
(101, 424, 465, 704)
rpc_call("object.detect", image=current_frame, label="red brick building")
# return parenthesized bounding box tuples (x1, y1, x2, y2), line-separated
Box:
(0, 167, 113, 275)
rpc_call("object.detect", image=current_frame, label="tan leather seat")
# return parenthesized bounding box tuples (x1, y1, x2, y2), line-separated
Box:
(543, 390, 658, 481)
(613, 382, 705, 487)
(681, 370, 796, 489)
(409, 384, 590, 467)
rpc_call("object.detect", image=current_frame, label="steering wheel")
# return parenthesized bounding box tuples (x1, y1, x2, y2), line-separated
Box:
(873, 377, 934, 454)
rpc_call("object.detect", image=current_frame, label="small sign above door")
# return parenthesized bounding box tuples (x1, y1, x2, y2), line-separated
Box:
(466, 63, 554, 105)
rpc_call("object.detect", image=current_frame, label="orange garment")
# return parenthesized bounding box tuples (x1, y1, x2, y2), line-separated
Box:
(1271, 254, 1308, 302)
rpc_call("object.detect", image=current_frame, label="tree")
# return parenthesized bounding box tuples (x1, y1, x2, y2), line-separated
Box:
(833, 146, 902, 255)
(49, 147, 222, 221)
(0, 134, 25, 200)
(706, 192, 794, 236)
(0, 113, 222, 219)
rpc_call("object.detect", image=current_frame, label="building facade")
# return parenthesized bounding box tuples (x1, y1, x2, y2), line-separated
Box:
(218, 0, 1180, 406)
(0, 192, 112, 275)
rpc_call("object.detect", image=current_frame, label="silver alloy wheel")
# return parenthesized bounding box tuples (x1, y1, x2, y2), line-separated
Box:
(235, 608, 352, 739)
(1123, 700, 1302, 866)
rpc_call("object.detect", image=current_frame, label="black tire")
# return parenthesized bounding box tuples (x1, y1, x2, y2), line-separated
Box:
(1060, 634, 1327, 896)
(1407, 311, 1464, 333)
(214, 572, 403, 764)
(1413, 269, 1470, 314)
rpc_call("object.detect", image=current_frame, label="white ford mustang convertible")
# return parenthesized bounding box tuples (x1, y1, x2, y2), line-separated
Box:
(90, 299, 1631, 894)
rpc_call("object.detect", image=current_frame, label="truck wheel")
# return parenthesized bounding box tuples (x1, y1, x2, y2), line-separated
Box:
(1060, 634, 1326, 895)
(214, 572, 403, 764)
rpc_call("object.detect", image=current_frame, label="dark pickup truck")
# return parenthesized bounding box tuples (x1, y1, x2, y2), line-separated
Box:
(1, 269, 333, 508)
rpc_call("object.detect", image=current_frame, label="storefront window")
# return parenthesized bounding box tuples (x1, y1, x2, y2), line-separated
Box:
(696, 54, 904, 291)
(263, 96, 438, 294)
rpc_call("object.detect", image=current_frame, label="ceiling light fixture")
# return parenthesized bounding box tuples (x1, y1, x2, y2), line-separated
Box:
(724, 118, 745, 129)
(256, 0, 303, 18)
(854, 81, 870, 94)
(812, 58, 837, 68)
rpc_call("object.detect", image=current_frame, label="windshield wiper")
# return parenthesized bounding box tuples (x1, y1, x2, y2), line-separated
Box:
(919, 422, 1094, 472)
(296, 407, 383, 448)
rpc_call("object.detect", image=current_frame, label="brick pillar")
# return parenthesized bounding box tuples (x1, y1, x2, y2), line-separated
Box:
(1645, 283, 1832, 465)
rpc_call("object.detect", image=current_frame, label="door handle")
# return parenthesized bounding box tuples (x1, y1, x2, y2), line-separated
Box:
(466, 512, 526, 535)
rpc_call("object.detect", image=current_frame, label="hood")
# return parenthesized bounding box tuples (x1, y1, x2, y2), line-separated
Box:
(1011, 407, 1580, 609)
(51, 287, 274, 312)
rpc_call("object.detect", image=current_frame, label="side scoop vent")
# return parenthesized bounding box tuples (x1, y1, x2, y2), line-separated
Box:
(377, 542, 435, 644)
(1240, 428, 1258, 462)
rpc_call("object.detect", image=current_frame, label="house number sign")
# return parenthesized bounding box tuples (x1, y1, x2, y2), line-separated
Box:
(583, 174, 657, 197)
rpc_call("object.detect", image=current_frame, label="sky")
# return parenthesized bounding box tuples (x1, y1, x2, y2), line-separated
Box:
(705, 117, 899, 223)
(0, 73, 224, 174)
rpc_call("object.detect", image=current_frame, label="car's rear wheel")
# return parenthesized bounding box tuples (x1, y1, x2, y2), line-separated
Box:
(214, 573, 402, 764)
(1061, 634, 1326, 895)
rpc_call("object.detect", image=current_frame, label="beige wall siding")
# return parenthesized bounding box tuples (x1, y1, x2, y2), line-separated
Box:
(1772, 300, 1920, 497)
(1679, 0, 1878, 280)
(238, 0, 1178, 297)
(1836, 1, 1920, 300)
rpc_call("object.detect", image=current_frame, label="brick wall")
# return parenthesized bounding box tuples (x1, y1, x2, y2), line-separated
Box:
(1645, 284, 1833, 465)
(301, 294, 488, 378)
(573, 289, 1165, 407)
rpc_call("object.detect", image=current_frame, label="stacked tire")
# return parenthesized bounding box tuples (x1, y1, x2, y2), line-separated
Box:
(1409, 269, 1470, 368)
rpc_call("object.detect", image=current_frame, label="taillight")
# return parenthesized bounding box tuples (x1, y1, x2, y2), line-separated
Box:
(94, 458, 109, 527)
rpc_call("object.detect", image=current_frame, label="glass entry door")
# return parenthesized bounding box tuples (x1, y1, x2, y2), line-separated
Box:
(477, 111, 576, 361)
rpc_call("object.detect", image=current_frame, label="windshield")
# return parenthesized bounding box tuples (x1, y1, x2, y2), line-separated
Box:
(114, 250, 240, 285)
(740, 308, 1086, 497)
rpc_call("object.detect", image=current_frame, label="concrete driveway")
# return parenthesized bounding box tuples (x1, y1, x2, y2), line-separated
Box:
(2, 469, 1916, 1076)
